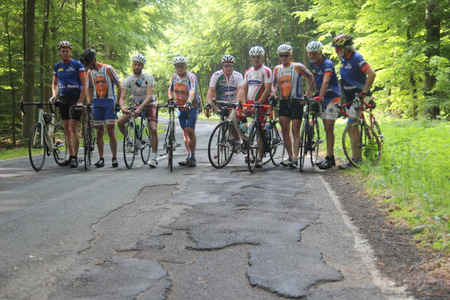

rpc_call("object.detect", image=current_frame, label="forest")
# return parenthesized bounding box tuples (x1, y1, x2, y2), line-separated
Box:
(1, 0, 449, 145)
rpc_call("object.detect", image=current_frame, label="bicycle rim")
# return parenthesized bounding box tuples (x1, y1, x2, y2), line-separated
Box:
(342, 122, 381, 168)
(123, 122, 136, 169)
(29, 123, 46, 171)
(361, 124, 382, 167)
(299, 123, 307, 172)
(270, 123, 283, 166)
(247, 123, 259, 173)
(140, 123, 151, 164)
(208, 122, 235, 169)
(84, 123, 93, 170)
(53, 123, 69, 166)
(168, 122, 174, 172)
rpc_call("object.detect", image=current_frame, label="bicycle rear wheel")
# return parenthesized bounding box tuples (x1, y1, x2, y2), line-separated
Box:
(123, 122, 136, 169)
(298, 121, 307, 172)
(269, 122, 283, 166)
(53, 123, 69, 166)
(29, 122, 46, 171)
(167, 122, 174, 172)
(83, 121, 94, 170)
(247, 123, 260, 173)
(309, 120, 322, 167)
(140, 122, 151, 164)
(342, 122, 381, 168)
(208, 121, 235, 169)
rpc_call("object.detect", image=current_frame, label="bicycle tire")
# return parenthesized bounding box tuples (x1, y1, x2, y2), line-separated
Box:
(311, 118, 322, 166)
(208, 121, 235, 169)
(168, 122, 174, 172)
(28, 122, 46, 171)
(342, 122, 382, 168)
(247, 123, 260, 173)
(298, 121, 307, 172)
(123, 122, 136, 169)
(140, 122, 151, 164)
(53, 123, 69, 166)
(83, 121, 93, 170)
(269, 122, 283, 166)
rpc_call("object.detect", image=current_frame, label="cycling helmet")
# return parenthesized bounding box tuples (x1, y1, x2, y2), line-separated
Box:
(220, 54, 235, 64)
(80, 48, 96, 65)
(132, 53, 146, 65)
(58, 40, 72, 50)
(249, 46, 265, 56)
(173, 56, 188, 65)
(306, 41, 323, 53)
(332, 34, 353, 47)
(277, 44, 293, 54)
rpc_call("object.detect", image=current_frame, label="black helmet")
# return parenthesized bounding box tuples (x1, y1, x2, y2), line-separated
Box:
(80, 48, 96, 65)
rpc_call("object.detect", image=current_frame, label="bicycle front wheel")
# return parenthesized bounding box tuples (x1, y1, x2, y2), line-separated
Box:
(53, 123, 69, 166)
(123, 122, 136, 169)
(167, 122, 175, 172)
(247, 123, 260, 173)
(29, 122, 46, 171)
(269, 123, 283, 166)
(140, 122, 151, 164)
(310, 120, 322, 167)
(208, 121, 235, 169)
(298, 121, 307, 172)
(342, 122, 381, 168)
(84, 122, 94, 170)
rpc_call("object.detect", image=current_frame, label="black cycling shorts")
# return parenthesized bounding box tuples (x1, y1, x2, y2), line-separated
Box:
(59, 96, 82, 121)
(278, 98, 303, 120)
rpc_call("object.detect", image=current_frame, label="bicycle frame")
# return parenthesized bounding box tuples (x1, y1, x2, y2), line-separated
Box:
(298, 97, 322, 172)
(157, 100, 179, 171)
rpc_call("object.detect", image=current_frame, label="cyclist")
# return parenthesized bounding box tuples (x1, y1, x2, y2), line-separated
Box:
(80, 47, 122, 168)
(117, 54, 159, 168)
(239, 46, 273, 168)
(50, 40, 87, 168)
(307, 40, 341, 169)
(168, 56, 201, 167)
(332, 34, 376, 169)
(271, 43, 314, 169)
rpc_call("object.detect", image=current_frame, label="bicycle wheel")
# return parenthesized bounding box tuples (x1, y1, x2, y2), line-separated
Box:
(208, 121, 235, 169)
(83, 122, 93, 170)
(247, 123, 260, 173)
(123, 122, 136, 169)
(298, 121, 307, 172)
(28, 122, 46, 171)
(309, 120, 321, 167)
(140, 122, 151, 164)
(269, 122, 283, 166)
(53, 123, 69, 166)
(168, 122, 174, 172)
(342, 122, 381, 168)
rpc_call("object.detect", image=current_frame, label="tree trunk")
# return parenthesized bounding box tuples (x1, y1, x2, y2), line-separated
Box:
(424, 0, 440, 118)
(5, 11, 18, 145)
(40, 0, 51, 108)
(82, 0, 86, 49)
(22, 0, 36, 138)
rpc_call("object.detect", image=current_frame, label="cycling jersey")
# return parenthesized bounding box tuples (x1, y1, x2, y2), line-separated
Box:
(209, 70, 243, 102)
(52, 59, 86, 97)
(121, 72, 155, 106)
(87, 62, 120, 100)
(273, 62, 312, 100)
(169, 72, 201, 110)
(310, 55, 341, 105)
(243, 65, 273, 102)
(339, 51, 370, 101)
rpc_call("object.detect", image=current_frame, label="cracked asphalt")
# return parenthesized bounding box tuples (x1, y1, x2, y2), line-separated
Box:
(0, 119, 413, 299)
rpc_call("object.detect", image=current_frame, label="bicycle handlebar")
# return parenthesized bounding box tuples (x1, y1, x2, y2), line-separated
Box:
(20, 101, 58, 114)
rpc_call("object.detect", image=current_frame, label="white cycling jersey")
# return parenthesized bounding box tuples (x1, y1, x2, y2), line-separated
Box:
(121, 72, 155, 106)
(209, 70, 243, 102)
(243, 65, 273, 102)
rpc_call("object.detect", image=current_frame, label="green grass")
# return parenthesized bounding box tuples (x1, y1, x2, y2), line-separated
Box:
(333, 117, 449, 253)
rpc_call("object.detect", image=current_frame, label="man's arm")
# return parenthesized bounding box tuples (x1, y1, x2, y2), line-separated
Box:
(206, 86, 215, 105)
(78, 74, 88, 104)
(258, 82, 272, 104)
(363, 66, 376, 94)
(134, 86, 155, 117)
(304, 73, 315, 98)
(51, 76, 59, 100)
(318, 74, 331, 98)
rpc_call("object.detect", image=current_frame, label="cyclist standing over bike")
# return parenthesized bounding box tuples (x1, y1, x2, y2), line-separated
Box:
(239, 46, 273, 168)
(168, 56, 201, 167)
(50, 41, 87, 168)
(271, 43, 314, 169)
(80, 47, 122, 168)
(118, 54, 159, 168)
(332, 34, 376, 169)
(307, 41, 341, 170)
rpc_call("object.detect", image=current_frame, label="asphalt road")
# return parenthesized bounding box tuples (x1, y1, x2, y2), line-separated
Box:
(0, 119, 413, 299)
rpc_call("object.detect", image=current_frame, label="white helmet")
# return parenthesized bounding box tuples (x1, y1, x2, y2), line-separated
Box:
(173, 56, 188, 65)
(220, 54, 235, 64)
(249, 46, 265, 56)
(277, 44, 293, 54)
(132, 53, 146, 65)
(306, 41, 323, 53)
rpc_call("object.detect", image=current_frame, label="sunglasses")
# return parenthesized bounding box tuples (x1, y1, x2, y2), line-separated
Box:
(223, 64, 234, 68)
(251, 56, 262, 59)
(279, 54, 290, 58)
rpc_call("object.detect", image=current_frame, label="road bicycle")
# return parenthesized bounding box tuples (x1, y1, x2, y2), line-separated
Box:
(122, 107, 152, 169)
(71, 104, 103, 170)
(246, 101, 284, 173)
(335, 94, 382, 168)
(298, 97, 324, 172)
(207, 100, 250, 169)
(20, 101, 69, 171)
(157, 99, 180, 171)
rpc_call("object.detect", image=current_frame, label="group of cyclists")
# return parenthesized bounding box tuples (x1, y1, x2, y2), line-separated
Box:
(50, 33, 375, 170)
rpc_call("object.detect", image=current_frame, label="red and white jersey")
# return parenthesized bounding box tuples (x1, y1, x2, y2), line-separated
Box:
(243, 65, 273, 102)
(87, 62, 120, 100)
(273, 62, 313, 100)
